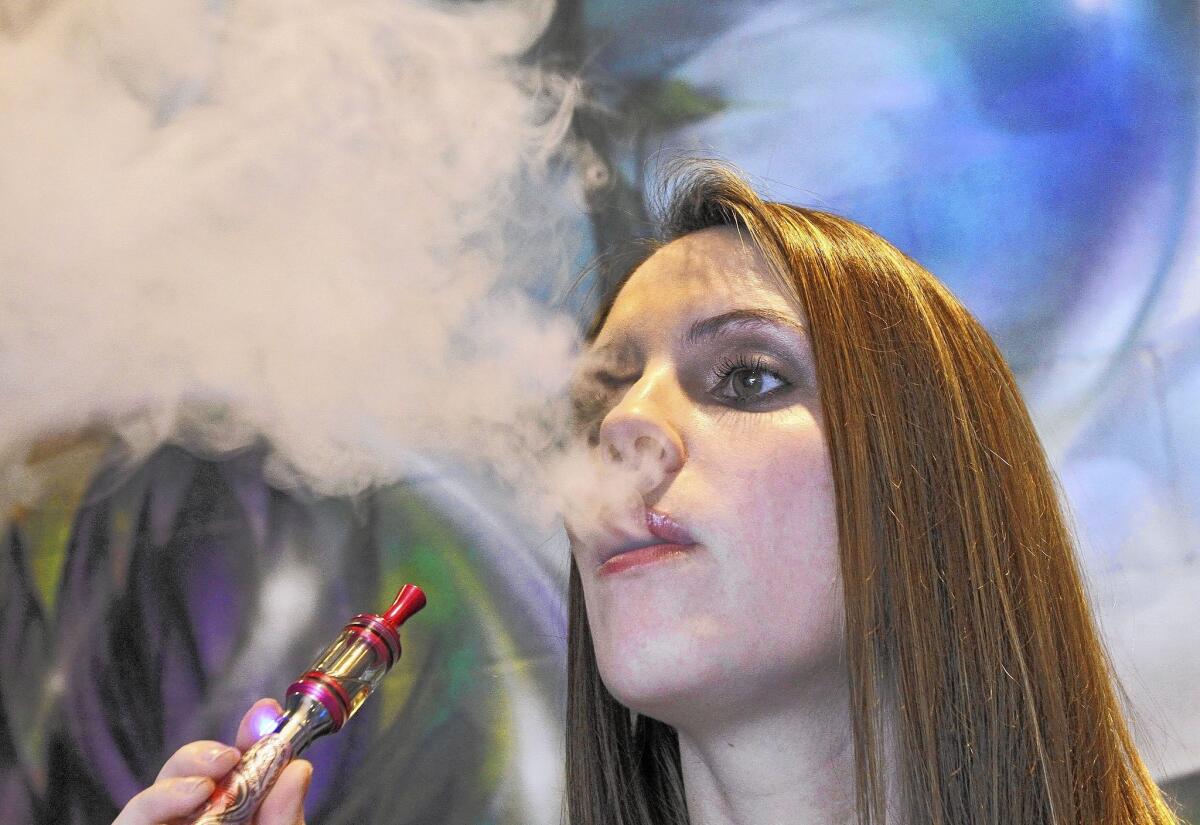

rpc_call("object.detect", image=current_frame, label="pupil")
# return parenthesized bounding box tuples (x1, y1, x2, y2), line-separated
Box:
(735, 370, 760, 396)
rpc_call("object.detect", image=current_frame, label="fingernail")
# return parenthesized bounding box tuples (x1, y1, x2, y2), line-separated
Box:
(203, 745, 236, 764)
(183, 776, 213, 795)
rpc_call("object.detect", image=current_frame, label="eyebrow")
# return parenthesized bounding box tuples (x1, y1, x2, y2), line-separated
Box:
(587, 307, 808, 366)
(684, 308, 807, 344)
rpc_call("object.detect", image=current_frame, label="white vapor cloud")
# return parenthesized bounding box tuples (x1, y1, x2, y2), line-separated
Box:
(0, 0, 595, 519)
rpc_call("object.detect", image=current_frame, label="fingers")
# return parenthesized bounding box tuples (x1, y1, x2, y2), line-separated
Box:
(236, 697, 285, 752)
(114, 699, 294, 825)
(114, 739, 241, 824)
(113, 754, 311, 825)
(112, 775, 215, 825)
(253, 758, 313, 825)
(155, 740, 241, 782)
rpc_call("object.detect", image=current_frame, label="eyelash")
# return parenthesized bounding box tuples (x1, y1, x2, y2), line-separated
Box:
(710, 354, 791, 404)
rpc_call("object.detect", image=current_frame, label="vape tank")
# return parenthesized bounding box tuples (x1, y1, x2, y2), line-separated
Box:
(188, 583, 427, 824)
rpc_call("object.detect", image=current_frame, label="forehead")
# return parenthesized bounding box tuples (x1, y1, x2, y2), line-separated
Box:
(594, 226, 801, 348)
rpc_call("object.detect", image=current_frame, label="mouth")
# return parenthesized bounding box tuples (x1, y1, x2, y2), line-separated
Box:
(595, 508, 698, 574)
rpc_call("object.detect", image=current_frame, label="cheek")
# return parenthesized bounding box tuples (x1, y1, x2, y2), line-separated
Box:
(719, 426, 843, 652)
(723, 414, 837, 556)
(747, 446, 838, 575)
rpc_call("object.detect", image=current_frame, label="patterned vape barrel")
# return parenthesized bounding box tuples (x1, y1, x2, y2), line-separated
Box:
(190, 733, 294, 825)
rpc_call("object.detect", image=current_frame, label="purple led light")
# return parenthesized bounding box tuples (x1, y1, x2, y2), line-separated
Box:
(248, 705, 282, 740)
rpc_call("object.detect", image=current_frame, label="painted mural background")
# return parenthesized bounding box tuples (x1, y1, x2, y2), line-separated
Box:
(1, 0, 1197, 823)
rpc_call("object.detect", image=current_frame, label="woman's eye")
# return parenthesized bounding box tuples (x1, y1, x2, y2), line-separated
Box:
(711, 356, 790, 403)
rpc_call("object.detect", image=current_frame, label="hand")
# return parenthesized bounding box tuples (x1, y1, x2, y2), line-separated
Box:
(112, 698, 313, 825)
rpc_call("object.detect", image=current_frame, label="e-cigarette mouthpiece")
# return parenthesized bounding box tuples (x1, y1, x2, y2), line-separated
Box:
(188, 584, 426, 824)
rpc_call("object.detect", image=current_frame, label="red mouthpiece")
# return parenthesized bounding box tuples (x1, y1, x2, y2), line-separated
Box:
(382, 584, 426, 630)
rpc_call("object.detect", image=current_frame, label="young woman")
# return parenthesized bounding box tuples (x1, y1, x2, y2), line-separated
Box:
(113, 159, 1186, 825)
(560, 160, 1185, 825)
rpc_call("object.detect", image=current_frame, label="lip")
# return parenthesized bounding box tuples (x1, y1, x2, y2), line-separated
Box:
(598, 543, 693, 576)
(646, 509, 695, 546)
(595, 508, 698, 575)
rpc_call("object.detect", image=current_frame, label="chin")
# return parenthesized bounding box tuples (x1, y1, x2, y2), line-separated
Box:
(594, 644, 732, 724)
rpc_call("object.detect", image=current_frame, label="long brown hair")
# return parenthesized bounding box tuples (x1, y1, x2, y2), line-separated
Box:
(564, 158, 1186, 825)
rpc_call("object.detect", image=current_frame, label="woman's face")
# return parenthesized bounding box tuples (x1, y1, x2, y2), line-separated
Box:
(567, 226, 844, 730)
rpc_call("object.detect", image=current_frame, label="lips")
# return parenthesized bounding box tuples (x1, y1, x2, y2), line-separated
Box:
(646, 509, 695, 546)
(596, 508, 697, 570)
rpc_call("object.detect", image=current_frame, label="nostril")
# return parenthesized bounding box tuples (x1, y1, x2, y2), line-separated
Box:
(633, 436, 666, 461)
(607, 443, 622, 464)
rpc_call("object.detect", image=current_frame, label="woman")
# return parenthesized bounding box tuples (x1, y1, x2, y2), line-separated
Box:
(114, 159, 1186, 824)
(561, 159, 1185, 825)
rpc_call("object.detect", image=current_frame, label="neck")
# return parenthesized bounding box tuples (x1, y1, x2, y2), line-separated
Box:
(669, 664, 882, 825)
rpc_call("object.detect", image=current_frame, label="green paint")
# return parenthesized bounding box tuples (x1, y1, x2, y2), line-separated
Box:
(630, 77, 727, 133)
(23, 510, 72, 614)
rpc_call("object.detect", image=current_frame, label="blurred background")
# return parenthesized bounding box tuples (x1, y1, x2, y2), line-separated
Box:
(1, 0, 1197, 822)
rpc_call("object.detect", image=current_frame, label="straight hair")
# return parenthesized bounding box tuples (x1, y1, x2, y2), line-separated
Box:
(565, 158, 1185, 825)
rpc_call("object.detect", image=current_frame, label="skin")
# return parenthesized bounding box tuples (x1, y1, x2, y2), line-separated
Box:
(568, 226, 859, 825)
(112, 698, 311, 825)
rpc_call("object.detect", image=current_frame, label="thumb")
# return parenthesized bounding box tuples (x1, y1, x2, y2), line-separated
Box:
(254, 757, 312, 824)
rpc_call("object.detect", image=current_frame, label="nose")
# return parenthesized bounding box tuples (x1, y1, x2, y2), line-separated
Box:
(596, 364, 686, 493)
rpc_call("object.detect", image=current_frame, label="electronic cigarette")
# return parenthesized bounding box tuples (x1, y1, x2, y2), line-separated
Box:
(188, 583, 427, 824)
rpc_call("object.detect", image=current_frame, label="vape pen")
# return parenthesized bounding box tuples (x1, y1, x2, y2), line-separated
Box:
(188, 583, 427, 824)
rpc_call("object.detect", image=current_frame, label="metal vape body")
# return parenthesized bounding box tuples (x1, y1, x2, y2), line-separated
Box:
(188, 584, 426, 824)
